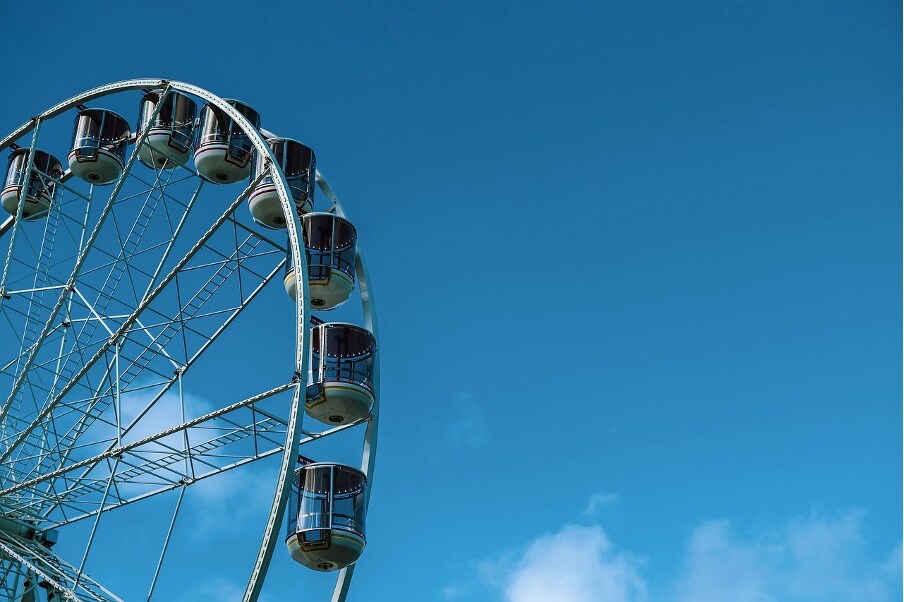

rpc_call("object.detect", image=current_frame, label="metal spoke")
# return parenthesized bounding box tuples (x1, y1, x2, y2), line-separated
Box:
(1, 80, 379, 602)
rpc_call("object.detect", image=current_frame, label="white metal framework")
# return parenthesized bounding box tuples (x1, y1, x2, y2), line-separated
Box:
(0, 79, 379, 601)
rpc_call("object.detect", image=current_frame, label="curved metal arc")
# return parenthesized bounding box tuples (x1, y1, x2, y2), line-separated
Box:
(313, 171, 381, 477)
(327, 254, 380, 602)
(355, 251, 380, 492)
(0, 78, 167, 153)
(8, 185, 274, 519)
(0, 165, 259, 467)
(0, 216, 13, 238)
(207, 97, 310, 601)
(315, 172, 381, 602)
(0, 85, 175, 448)
(0, 79, 310, 601)
(0, 382, 296, 499)
(0, 118, 43, 298)
(142, 81, 311, 602)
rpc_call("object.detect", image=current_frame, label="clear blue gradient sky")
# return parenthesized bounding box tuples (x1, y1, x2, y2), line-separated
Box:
(0, 1, 900, 600)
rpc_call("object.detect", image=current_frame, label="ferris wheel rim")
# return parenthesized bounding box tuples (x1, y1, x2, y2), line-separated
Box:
(1, 78, 310, 600)
(0, 78, 379, 602)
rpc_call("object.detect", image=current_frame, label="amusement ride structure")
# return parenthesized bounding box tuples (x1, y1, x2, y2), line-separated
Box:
(0, 79, 380, 601)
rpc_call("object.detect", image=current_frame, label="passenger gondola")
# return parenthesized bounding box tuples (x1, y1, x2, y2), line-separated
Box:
(306, 322, 376, 425)
(248, 137, 315, 228)
(1, 149, 64, 220)
(67, 109, 130, 184)
(284, 213, 357, 309)
(285, 463, 368, 572)
(136, 90, 197, 169)
(193, 99, 260, 183)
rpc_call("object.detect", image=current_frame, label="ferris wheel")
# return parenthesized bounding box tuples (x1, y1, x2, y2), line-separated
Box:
(0, 79, 380, 601)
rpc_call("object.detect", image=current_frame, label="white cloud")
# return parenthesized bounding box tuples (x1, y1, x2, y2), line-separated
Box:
(187, 464, 275, 537)
(504, 524, 648, 602)
(119, 382, 212, 445)
(175, 577, 273, 602)
(443, 392, 488, 450)
(444, 503, 902, 602)
(584, 492, 619, 517)
(441, 583, 472, 599)
(673, 512, 902, 602)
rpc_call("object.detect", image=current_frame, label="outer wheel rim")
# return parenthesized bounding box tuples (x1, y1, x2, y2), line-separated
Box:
(0, 79, 379, 602)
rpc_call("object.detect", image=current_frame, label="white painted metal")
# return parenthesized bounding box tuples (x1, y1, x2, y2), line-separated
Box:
(0, 80, 379, 602)
(315, 173, 381, 602)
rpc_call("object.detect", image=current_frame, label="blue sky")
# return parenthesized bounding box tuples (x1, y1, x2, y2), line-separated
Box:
(0, 1, 900, 600)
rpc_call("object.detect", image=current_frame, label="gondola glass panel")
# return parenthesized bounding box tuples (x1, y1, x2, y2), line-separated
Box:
(248, 137, 315, 228)
(306, 323, 376, 424)
(284, 213, 357, 309)
(1, 149, 63, 220)
(68, 109, 130, 185)
(136, 90, 197, 169)
(193, 99, 260, 183)
(285, 463, 367, 572)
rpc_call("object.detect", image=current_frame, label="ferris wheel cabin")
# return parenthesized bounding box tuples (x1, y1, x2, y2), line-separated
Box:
(284, 213, 358, 309)
(285, 463, 368, 572)
(306, 323, 376, 425)
(0, 79, 381, 598)
(68, 109, 130, 185)
(1, 149, 63, 220)
(248, 138, 316, 228)
(193, 99, 260, 184)
(136, 90, 197, 169)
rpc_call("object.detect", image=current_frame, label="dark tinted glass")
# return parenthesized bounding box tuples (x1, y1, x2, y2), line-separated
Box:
(198, 104, 231, 141)
(302, 214, 357, 282)
(251, 138, 316, 211)
(312, 324, 375, 358)
(332, 465, 367, 495)
(279, 140, 314, 177)
(75, 109, 129, 142)
(309, 324, 376, 392)
(5, 149, 63, 195)
(32, 150, 63, 177)
(73, 113, 99, 142)
(139, 91, 197, 152)
(200, 100, 260, 142)
(139, 90, 197, 131)
(304, 214, 356, 251)
(228, 101, 261, 135)
(292, 465, 367, 538)
(301, 464, 333, 495)
(72, 109, 129, 158)
(196, 100, 258, 165)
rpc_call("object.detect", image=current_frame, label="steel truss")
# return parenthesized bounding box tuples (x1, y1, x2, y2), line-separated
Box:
(0, 80, 380, 602)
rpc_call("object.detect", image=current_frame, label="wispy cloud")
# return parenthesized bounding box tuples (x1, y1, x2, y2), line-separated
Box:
(187, 465, 274, 538)
(672, 511, 902, 602)
(119, 382, 212, 445)
(441, 523, 647, 602)
(443, 499, 902, 602)
(504, 524, 648, 602)
(443, 391, 488, 450)
(175, 577, 273, 602)
(584, 492, 619, 517)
